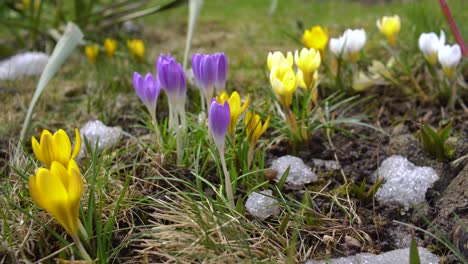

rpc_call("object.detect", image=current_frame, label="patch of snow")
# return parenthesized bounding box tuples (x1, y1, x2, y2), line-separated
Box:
(77, 120, 122, 159)
(0, 52, 49, 80)
(271, 155, 317, 189)
(245, 190, 280, 220)
(305, 247, 440, 264)
(373, 155, 439, 208)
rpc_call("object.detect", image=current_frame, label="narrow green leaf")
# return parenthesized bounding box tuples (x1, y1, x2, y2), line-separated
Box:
(409, 236, 421, 264)
(19, 22, 83, 142)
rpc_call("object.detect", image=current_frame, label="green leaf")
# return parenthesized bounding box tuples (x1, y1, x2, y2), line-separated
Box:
(19, 22, 83, 143)
(409, 237, 421, 264)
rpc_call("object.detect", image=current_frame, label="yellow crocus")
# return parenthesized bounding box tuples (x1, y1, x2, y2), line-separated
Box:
(85, 44, 99, 64)
(270, 60, 297, 107)
(104, 38, 117, 58)
(32, 129, 81, 169)
(29, 160, 83, 237)
(302, 26, 328, 57)
(376, 15, 401, 46)
(245, 112, 270, 146)
(218, 91, 250, 135)
(267, 51, 293, 71)
(294, 48, 321, 89)
(127, 39, 145, 61)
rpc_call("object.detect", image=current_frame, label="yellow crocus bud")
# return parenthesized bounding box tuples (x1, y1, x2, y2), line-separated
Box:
(32, 129, 81, 169)
(376, 15, 401, 46)
(269, 60, 297, 107)
(127, 39, 145, 61)
(219, 91, 250, 135)
(104, 38, 117, 58)
(294, 48, 321, 90)
(85, 44, 99, 64)
(302, 26, 328, 57)
(245, 112, 270, 146)
(29, 160, 83, 237)
(267, 51, 293, 71)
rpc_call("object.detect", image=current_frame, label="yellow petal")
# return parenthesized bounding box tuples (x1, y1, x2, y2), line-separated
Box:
(31, 136, 44, 165)
(52, 129, 72, 167)
(71, 128, 81, 159)
(40, 131, 55, 168)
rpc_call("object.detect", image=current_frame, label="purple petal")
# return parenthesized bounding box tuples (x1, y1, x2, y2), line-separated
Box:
(200, 55, 217, 91)
(209, 99, 230, 141)
(191, 54, 202, 85)
(132, 72, 146, 102)
(215, 52, 227, 91)
(144, 73, 159, 103)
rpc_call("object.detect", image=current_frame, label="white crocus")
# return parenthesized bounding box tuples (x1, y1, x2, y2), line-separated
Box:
(329, 28, 366, 62)
(438, 44, 462, 79)
(418, 31, 445, 65)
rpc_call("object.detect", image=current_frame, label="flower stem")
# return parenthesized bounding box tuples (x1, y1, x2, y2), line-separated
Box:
(247, 143, 255, 170)
(150, 112, 162, 146)
(72, 235, 92, 262)
(218, 144, 234, 209)
(176, 124, 183, 165)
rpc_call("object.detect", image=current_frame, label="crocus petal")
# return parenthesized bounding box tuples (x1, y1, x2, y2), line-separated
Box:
(215, 52, 228, 91)
(52, 129, 72, 167)
(209, 99, 230, 144)
(71, 128, 81, 160)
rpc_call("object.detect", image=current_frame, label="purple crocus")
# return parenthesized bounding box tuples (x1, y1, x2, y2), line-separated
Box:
(156, 54, 186, 98)
(214, 52, 227, 91)
(209, 98, 230, 147)
(208, 98, 234, 208)
(133, 72, 160, 115)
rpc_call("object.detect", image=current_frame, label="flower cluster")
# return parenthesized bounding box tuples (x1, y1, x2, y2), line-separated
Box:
(329, 29, 366, 62)
(85, 38, 145, 64)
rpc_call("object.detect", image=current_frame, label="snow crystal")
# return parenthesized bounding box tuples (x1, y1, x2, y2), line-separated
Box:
(374, 155, 439, 208)
(271, 155, 317, 188)
(245, 190, 280, 220)
(305, 247, 440, 264)
(77, 120, 122, 159)
(0, 52, 49, 80)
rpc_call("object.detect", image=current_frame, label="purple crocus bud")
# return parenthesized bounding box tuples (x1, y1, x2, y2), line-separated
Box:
(191, 53, 204, 87)
(209, 98, 230, 147)
(214, 52, 228, 91)
(200, 55, 217, 94)
(133, 72, 160, 111)
(156, 54, 186, 97)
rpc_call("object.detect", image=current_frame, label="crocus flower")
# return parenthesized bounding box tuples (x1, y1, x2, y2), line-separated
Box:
(267, 51, 293, 71)
(214, 52, 228, 91)
(133, 72, 161, 120)
(85, 44, 99, 64)
(104, 38, 117, 58)
(244, 111, 270, 168)
(245, 112, 270, 146)
(29, 160, 83, 237)
(294, 48, 321, 89)
(218, 91, 250, 135)
(157, 54, 186, 104)
(32, 129, 81, 169)
(438, 44, 462, 78)
(330, 29, 366, 62)
(377, 15, 401, 46)
(302, 26, 329, 57)
(269, 60, 297, 107)
(419, 31, 445, 65)
(208, 97, 234, 207)
(209, 98, 230, 147)
(127, 39, 145, 61)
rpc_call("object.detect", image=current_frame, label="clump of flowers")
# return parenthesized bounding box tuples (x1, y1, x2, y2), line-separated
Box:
(192, 52, 228, 112)
(418, 31, 446, 65)
(376, 15, 401, 46)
